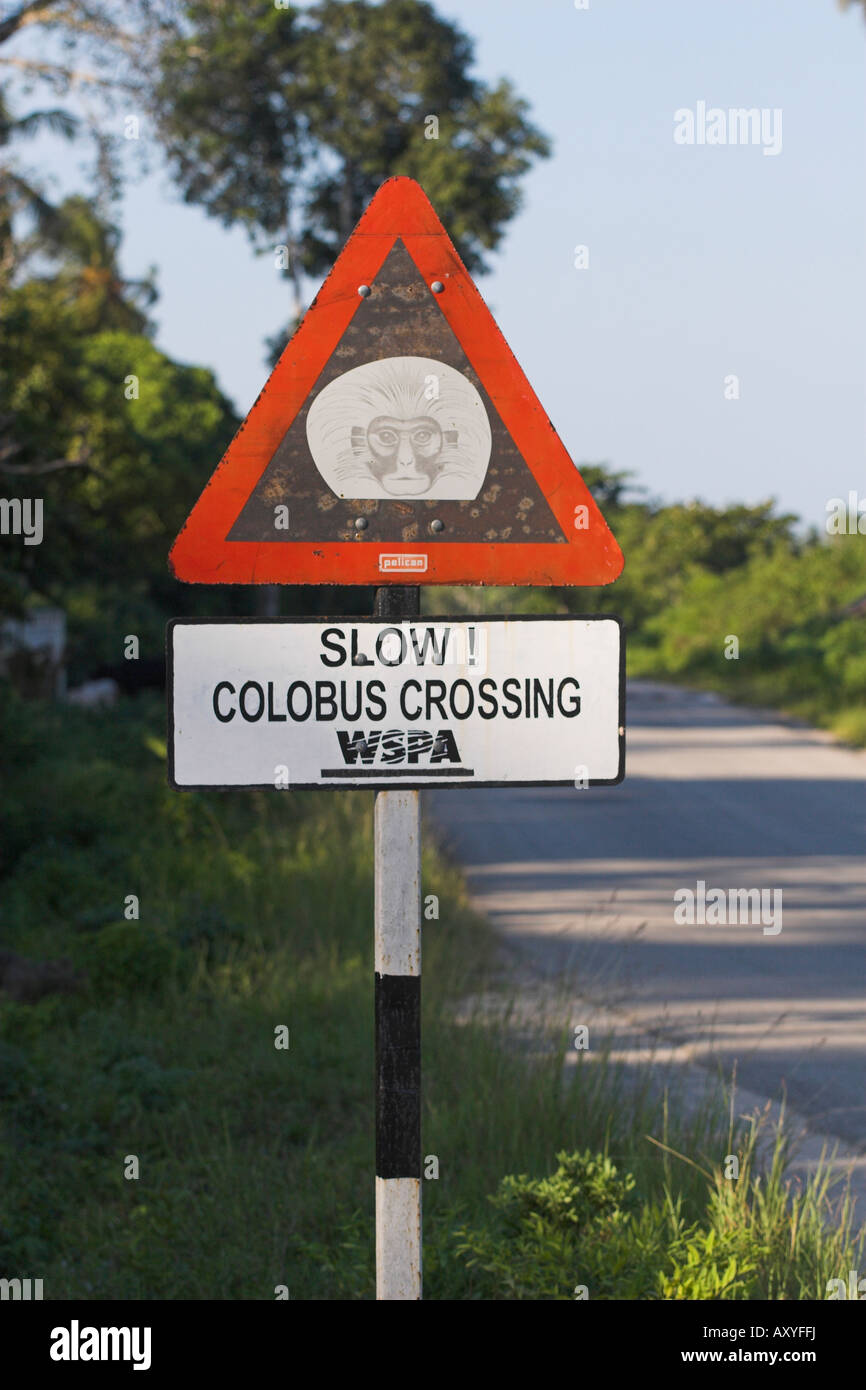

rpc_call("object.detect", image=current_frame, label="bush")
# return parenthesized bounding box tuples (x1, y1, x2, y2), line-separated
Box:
(455, 1149, 761, 1300)
(76, 922, 180, 996)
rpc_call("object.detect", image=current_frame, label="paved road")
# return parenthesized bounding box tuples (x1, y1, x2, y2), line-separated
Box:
(429, 682, 866, 1149)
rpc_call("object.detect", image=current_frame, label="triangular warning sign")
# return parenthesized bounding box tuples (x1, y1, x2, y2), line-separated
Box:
(169, 177, 623, 587)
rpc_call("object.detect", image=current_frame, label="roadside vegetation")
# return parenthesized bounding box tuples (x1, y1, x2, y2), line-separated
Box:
(436, 468, 866, 748)
(1, 689, 860, 1299)
(2, 0, 864, 1302)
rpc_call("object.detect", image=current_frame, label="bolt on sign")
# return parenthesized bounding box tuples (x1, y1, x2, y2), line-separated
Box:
(169, 176, 623, 588)
(168, 616, 624, 791)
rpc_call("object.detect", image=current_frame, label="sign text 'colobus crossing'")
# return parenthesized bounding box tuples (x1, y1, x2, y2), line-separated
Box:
(168, 616, 624, 791)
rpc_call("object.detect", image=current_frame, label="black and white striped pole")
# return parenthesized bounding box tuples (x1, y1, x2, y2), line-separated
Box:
(373, 584, 422, 1300)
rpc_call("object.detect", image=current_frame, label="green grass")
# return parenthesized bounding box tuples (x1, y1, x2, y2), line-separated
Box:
(629, 642, 866, 749)
(450, 1106, 863, 1300)
(0, 687, 861, 1298)
(828, 705, 866, 749)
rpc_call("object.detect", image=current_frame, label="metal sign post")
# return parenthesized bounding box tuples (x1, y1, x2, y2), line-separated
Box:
(373, 585, 421, 1299)
(167, 177, 627, 1304)
(167, 601, 622, 1298)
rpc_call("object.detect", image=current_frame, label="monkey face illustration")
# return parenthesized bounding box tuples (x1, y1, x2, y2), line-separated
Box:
(306, 357, 491, 500)
(364, 414, 450, 495)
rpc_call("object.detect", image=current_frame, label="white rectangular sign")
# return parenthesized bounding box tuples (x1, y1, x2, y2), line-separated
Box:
(168, 616, 624, 790)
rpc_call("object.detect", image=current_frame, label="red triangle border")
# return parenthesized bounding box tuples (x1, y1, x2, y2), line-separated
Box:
(169, 177, 623, 587)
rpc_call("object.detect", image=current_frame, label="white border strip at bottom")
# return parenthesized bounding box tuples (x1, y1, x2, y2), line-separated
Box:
(375, 1177, 421, 1300)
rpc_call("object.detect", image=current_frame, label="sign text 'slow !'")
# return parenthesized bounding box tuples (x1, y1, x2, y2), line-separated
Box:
(169, 616, 624, 791)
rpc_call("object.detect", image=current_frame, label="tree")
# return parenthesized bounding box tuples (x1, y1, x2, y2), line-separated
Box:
(21, 192, 157, 332)
(0, 87, 78, 287)
(0, 1, 178, 92)
(0, 198, 236, 623)
(0, 1, 59, 49)
(150, 0, 550, 618)
(152, 0, 551, 294)
(0, 1, 181, 203)
(152, 4, 307, 312)
(558, 466, 801, 632)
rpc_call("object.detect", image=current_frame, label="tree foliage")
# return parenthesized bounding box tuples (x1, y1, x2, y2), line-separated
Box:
(0, 0, 181, 203)
(0, 86, 79, 287)
(151, 0, 551, 276)
(564, 466, 866, 739)
(0, 0, 179, 87)
(0, 197, 237, 628)
(568, 472, 802, 632)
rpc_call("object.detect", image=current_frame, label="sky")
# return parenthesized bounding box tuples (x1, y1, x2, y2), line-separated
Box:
(13, 0, 866, 529)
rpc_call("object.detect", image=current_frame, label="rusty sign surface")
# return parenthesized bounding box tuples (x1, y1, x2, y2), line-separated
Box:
(169, 177, 623, 587)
